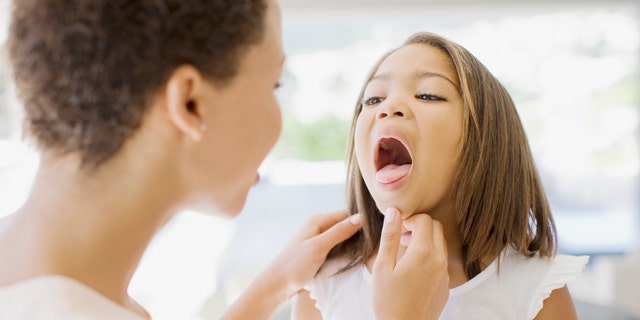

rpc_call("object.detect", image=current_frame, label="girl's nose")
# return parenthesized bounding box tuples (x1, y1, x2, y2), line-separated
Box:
(377, 109, 404, 119)
(377, 101, 407, 120)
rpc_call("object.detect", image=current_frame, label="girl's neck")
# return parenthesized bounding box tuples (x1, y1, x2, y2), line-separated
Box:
(0, 155, 181, 318)
(425, 204, 469, 288)
(365, 211, 471, 289)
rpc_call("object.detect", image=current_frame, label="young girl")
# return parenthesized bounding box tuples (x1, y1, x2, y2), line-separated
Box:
(293, 32, 589, 319)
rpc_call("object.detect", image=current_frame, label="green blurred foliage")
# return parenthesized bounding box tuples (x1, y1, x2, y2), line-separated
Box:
(272, 114, 350, 161)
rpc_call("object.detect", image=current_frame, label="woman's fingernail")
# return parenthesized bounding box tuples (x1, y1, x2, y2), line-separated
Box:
(385, 207, 397, 224)
(349, 213, 362, 225)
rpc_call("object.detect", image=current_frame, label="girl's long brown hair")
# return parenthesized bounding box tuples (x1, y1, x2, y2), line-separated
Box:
(329, 32, 557, 279)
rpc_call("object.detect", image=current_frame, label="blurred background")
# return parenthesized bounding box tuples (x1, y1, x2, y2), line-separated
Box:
(0, 0, 639, 319)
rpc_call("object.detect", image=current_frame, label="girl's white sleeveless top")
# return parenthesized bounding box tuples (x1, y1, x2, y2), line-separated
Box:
(307, 247, 589, 320)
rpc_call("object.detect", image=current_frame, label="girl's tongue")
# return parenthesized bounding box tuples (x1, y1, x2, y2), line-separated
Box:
(376, 163, 412, 184)
(375, 137, 412, 184)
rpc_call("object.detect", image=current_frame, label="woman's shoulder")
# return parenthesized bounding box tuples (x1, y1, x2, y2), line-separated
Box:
(0, 276, 145, 320)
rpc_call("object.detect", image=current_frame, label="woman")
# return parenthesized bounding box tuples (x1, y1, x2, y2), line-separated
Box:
(0, 0, 448, 319)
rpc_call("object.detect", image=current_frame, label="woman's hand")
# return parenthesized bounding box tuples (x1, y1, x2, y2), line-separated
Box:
(222, 210, 361, 320)
(371, 207, 449, 320)
(268, 211, 361, 298)
(267, 210, 362, 297)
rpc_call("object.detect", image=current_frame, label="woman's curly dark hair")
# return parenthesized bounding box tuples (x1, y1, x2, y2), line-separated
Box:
(8, 0, 267, 168)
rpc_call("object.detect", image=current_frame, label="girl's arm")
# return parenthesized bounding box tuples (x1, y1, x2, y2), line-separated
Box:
(221, 210, 361, 320)
(291, 290, 323, 320)
(534, 286, 578, 320)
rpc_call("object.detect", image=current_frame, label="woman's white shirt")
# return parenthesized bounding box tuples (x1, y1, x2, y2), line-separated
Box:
(0, 276, 145, 320)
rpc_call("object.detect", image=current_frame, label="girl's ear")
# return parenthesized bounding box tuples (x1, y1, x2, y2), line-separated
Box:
(164, 65, 207, 141)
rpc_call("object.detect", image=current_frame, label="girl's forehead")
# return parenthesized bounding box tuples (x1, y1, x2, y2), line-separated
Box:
(371, 44, 460, 89)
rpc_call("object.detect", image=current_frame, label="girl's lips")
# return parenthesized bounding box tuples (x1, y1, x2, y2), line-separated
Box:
(373, 128, 413, 187)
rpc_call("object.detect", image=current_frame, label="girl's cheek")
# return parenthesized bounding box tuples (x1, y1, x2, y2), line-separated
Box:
(354, 111, 374, 135)
(353, 118, 367, 146)
(353, 123, 371, 174)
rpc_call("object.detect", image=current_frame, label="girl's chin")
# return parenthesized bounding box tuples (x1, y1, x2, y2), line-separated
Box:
(375, 203, 413, 219)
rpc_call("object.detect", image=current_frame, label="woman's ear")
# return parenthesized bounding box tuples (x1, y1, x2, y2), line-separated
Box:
(164, 65, 207, 141)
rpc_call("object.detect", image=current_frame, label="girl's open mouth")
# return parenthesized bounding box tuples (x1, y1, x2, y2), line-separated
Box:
(374, 137, 413, 184)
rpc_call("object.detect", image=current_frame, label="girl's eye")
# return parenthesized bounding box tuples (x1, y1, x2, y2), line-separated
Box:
(274, 81, 283, 90)
(416, 93, 445, 101)
(363, 96, 384, 106)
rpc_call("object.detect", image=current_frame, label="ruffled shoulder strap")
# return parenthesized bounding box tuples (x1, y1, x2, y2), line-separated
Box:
(304, 257, 352, 311)
(527, 254, 589, 319)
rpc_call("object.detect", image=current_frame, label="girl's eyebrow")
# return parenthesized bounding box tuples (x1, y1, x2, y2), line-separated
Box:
(414, 70, 460, 92)
(370, 72, 391, 82)
(368, 70, 461, 93)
